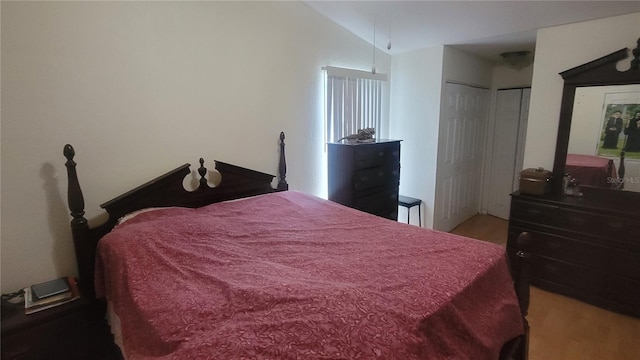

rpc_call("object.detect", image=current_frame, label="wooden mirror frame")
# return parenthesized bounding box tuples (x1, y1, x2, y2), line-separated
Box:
(551, 37, 640, 196)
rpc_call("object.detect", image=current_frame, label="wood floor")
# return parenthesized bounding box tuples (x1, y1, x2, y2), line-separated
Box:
(450, 214, 640, 360)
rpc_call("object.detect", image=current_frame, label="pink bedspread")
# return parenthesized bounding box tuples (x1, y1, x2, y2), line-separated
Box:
(96, 191, 524, 360)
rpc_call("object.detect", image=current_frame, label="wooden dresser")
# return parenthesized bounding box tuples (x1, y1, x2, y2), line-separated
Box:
(507, 192, 640, 318)
(328, 140, 401, 221)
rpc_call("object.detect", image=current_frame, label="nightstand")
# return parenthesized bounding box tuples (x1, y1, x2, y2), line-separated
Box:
(1, 292, 119, 360)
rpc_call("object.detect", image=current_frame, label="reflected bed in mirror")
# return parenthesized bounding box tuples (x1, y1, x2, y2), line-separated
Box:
(568, 84, 640, 191)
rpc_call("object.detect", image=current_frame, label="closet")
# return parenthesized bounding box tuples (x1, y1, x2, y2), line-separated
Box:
(486, 88, 530, 219)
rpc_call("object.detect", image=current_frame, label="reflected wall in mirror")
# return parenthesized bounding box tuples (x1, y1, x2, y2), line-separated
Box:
(568, 84, 640, 192)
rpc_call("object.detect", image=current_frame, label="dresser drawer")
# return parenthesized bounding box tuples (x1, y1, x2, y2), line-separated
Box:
(353, 143, 400, 170)
(353, 164, 400, 194)
(610, 247, 640, 279)
(510, 199, 562, 225)
(508, 227, 608, 269)
(590, 214, 640, 245)
(354, 188, 399, 220)
(511, 200, 591, 230)
(530, 255, 605, 294)
(511, 199, 639, 245)
(604, 275, 640, 311)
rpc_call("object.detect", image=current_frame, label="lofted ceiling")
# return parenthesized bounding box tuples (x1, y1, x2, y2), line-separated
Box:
(305, 0, 640, 64)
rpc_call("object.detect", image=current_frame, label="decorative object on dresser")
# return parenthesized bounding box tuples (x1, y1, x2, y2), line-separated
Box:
(327, 139, 401, 220)
(508, 36, 640, 318)
(337, 127, 376, 142)
(518, 167, 552, 195)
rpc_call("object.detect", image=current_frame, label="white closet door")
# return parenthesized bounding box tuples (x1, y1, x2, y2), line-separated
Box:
(486, 88, 530, 220)
(513, 88, 530, 191)
(434, 83, 489, 232)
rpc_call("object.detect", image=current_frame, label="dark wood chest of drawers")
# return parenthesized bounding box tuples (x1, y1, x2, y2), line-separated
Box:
(328, 140, 401, 220)
(507, 192, 640, 317)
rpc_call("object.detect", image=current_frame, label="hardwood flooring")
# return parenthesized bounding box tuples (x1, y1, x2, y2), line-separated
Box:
(450, 214, 640, 360)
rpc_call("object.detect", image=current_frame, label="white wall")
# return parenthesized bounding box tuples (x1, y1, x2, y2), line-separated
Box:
(524, 12, 640, 170)
(0, 1, 391, 293)
(492, 63, 534, 90)
(389, 46, 492, 229)
(389, 46, 444, 228)
(442, 47, 493, 88)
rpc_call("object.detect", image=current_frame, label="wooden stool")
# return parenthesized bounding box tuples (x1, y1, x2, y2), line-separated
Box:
(398, 195, 422, 226)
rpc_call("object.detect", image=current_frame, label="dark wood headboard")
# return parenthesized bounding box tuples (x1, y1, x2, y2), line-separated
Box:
(64, 132, 288, 298)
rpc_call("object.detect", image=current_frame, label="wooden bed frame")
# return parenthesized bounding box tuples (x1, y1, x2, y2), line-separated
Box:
(610, 151, 626, 190)
(63, 131, 530, 360)
(64, 132, 288, 299)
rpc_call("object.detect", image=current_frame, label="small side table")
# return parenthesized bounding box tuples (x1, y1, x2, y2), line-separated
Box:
(1, 291, 118, 360)
(398, 195, 422, 226)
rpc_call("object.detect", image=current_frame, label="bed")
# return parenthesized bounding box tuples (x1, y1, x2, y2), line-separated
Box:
(63, 132, 531, 360)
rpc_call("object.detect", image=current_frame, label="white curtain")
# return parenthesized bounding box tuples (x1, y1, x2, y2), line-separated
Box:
(324, 66, 386, 143)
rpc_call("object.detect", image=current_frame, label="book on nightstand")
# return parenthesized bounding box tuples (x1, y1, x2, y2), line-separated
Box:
(24, 277, 80, 314)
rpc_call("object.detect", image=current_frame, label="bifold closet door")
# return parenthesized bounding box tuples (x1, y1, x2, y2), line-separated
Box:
(486, 88, 530, 220)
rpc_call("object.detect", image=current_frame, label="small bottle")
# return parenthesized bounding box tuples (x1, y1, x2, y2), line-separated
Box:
(563, 172, 570, 194)
(567, 177, 577, 196)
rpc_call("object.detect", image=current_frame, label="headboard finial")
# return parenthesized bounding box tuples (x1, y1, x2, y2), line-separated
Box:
(63, 144, 76, 161)
(515, 232, 532, 317)
(278, 131, 288, 191)
(631, 37, 640, 70)
(198, 158, 208, 189)
(64, 144, 86, 224)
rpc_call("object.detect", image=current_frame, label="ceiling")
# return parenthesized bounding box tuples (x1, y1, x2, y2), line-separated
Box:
(305, 1, 640, 64)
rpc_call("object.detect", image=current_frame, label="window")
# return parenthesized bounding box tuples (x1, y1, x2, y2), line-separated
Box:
(323, 66, 387, 143)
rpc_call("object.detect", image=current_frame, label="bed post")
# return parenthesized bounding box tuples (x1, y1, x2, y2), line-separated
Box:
(64, 145, 94, 297)
(514, 232, 531, 360)
(277, 131, 288, 191)
(618, 151, 625, 189)
(501, 231, 531, 360)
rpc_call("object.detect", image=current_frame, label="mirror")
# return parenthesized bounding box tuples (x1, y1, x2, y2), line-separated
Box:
(552, 37, 640, 199)
(567, 84, 640, 192)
